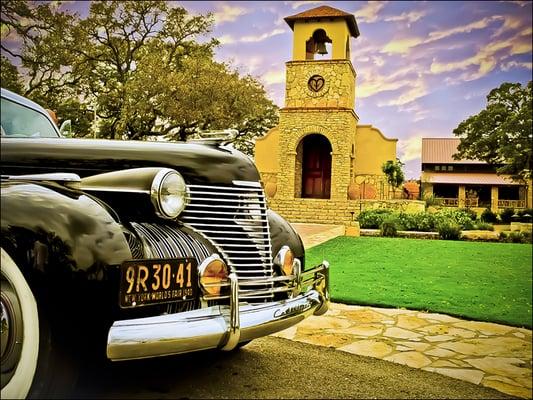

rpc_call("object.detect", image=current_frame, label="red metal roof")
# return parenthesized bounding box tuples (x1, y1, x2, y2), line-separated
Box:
(421, 138, 485, 164)
(421, 172, 520, 185)
(284, 5, 360, 38)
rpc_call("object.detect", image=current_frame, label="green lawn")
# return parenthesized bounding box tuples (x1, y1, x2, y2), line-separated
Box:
(306, 236, 532, 328)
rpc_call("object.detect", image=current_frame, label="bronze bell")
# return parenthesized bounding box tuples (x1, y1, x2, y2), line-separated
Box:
(316, 41, 328, 55)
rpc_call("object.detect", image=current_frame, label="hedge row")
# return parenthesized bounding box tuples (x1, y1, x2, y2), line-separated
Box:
(357, 208, 532, 242)
(357, 208, 478, 232)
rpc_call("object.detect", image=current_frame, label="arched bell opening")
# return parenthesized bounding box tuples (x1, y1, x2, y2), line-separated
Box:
(296, 134, 332, 199)
(305, 29, 332, 60)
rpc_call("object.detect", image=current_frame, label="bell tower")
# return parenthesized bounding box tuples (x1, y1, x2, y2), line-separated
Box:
(275, 5, 360, 200)
(283, 5, 359, 111)
(254, 5, 399, 224)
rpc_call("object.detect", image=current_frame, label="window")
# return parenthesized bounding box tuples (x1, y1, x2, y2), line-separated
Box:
(447, 165, 453, 171)
(1, 98, 58, 138)
(435, 166, 440, 171)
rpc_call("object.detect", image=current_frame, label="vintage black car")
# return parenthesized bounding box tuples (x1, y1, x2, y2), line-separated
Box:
(0, 88, 330, 398)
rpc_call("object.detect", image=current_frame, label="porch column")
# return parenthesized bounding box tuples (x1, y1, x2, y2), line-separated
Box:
(458, 185, 466, 207)
(422, 183, 433, 199)
(491, 186, 499, 212)
(526, 179, 533, 208)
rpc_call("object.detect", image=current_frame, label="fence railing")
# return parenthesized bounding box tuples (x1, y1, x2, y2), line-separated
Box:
(440, 198, 479, 207)
(498, 199, 526, 209)
(465, 198, 479, 207)
(441, 198, 459, 206)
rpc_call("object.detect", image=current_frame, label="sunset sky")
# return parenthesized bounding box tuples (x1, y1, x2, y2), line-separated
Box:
(33, 1, 533, 177)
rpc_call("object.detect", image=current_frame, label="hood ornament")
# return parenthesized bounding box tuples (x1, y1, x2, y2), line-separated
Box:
(188, 129, 239, 146)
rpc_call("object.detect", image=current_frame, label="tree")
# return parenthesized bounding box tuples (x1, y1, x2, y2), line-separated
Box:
(453, 81, 532, 181)
(382, 159, 405, 196)
(0, 55, 24, 94)
(1, 1, 94, 135)
(1, 1, 278, 153)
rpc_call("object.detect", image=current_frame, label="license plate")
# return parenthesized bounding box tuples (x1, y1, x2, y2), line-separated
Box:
(119, 258, 198, 308)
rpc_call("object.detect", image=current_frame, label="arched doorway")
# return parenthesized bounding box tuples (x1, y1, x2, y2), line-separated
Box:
(298, 134, 332, 199)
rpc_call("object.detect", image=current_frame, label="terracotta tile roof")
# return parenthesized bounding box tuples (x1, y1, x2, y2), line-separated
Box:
(284, 5, 360, 38)
(421, 172, 520, 185)
(421, 138, 485, 164)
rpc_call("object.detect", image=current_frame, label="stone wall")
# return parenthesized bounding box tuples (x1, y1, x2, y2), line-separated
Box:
(285, 60, 356, 109)
(268, 198, 426, 225)
(277, 109, 358, 201)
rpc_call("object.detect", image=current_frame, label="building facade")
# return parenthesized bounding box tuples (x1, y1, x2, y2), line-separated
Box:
(420, 138, 532, 212)
(255, 6, 404, 225)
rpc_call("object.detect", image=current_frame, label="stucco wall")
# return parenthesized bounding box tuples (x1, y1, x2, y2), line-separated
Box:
(254, 127, 279, 173)
(354, 125, 398, 176)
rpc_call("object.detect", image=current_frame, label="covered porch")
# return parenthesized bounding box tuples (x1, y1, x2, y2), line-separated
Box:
(421, 172, 529, 211)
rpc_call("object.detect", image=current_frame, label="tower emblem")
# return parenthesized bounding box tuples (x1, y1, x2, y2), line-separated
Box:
(308, 75, 325, 92)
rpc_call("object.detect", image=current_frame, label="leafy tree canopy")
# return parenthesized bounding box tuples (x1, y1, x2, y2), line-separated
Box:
(0, 55, 24, 94)
(382, 159, 405, 192)
(1, 0, 278, 153)
(453, 81, 532, 181)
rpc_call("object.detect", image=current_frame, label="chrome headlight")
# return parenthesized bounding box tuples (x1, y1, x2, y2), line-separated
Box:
(198, 254, 229, 296)
(273, 246, 295, 276)
(150, 169, 188, 219)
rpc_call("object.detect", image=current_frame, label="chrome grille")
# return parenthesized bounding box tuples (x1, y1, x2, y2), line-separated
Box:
(182, 182, 274, 301)
(129, 222, 211, 313)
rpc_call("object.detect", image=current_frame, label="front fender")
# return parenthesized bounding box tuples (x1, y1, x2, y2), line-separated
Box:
(1, 181, 131, 279)
(267, 209, 305, 268)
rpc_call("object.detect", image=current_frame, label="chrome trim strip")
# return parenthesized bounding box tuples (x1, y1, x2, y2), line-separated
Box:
(188, 187, 264, 193)
(81, 187, 150, 194)
(181, 223, 266, 229)
(183, 209, 267, 215)
(210, 238, 269, 244)
(185, 203, 265, 210)
(4, 172, 81, 182)
(182, 216, 266, 222)
(232, 180, 262, 188)
(185, 197, 263, 204)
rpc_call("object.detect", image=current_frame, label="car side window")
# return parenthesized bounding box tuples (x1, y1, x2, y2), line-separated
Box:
(1, 98, 59, 138)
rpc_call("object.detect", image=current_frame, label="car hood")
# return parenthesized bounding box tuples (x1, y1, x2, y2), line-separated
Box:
(0, 138, 260, 185)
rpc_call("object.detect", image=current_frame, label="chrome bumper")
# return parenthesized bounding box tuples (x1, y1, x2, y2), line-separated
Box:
(107, 262, 329, 361)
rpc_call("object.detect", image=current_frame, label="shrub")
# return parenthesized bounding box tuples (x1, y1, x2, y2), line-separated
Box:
(435, 209, 475, 230)
(499, 208, 515, 224)
(521, 231, 532, 244)
(415, 212, 438, 231)
(437, 221, 462, 240)
(396, 212, 416, 231)
(357, 209, 394, 229)
(480, 208, 498, 223)
(458, 207, 477, 221)
(380, 218, 398, 237)
(508, 232, 524, 243)
(498, 231, 531, 243)
(474, 222, 494, 231)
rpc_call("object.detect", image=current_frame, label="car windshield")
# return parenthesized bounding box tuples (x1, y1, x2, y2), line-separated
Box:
(1, 97, 59, 138)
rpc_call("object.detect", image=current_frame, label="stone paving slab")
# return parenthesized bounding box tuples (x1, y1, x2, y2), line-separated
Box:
(291, 223, 344, 249)
(286, 223, 532, 398)
(272, 303, 532, 399)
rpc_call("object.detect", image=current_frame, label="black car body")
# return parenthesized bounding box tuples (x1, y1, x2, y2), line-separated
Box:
(0, 88, 330, 398)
